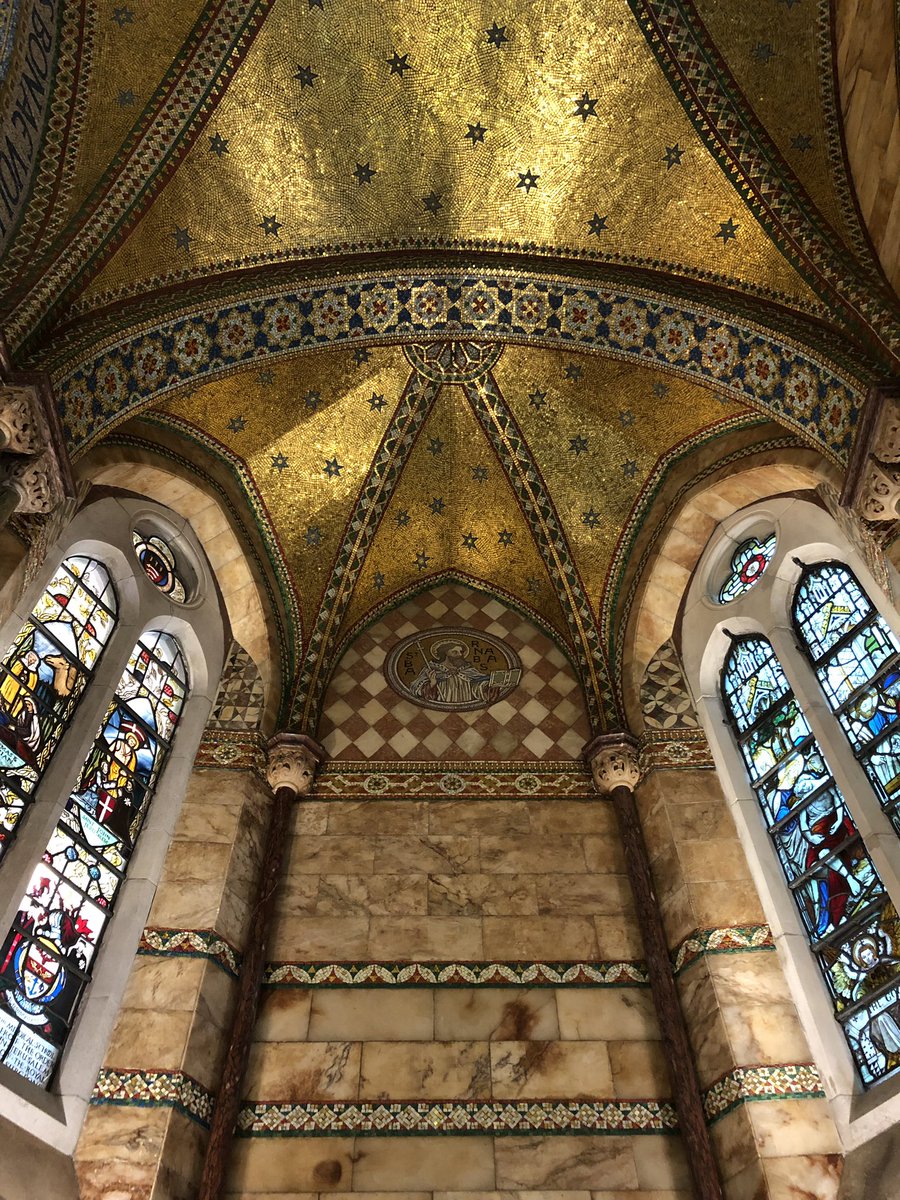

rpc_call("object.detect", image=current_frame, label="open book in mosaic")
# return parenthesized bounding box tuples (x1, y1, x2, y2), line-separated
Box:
(723, 635, 900, 1087)
(0, 556, 117, 860)
(0, 630, 187, 1088)
(717, 532, 777, 604)
(794, 563, 900, 837)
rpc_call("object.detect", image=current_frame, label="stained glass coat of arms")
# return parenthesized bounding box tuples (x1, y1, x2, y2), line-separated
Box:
(0, 629, 187, 1087)
(0, 556, 117, 860)
(717, 533, 777, 604)
(722, 635, 900, 1087)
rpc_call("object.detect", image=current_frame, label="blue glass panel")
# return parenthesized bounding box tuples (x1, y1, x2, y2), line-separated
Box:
(722, 637, 790, 734)
(818, 618, 898, 711)
(820, 903, 900, 1011)
(718, 533, 777, 604)
(794, 564, 872, 661)
(770, 784, 857, 883)
(840, 667, 900, 748)
(758, 747, 832, 826)
(792, 841, 882, 942)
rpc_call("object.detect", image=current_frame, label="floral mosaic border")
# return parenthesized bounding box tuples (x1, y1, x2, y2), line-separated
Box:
(194, 728, 266, 774)
(53, 274, 865, 465)
(236, 1098, 679, 1137)
(138, 928, 241, 978)
(673, 926, 775, 974)
(639, 730, 715, 774)
(92, 1068, 214, 1127)
(703, 1064, 824, 1122)
(313, 760, 595, 800)
(264, 960, 650, 988)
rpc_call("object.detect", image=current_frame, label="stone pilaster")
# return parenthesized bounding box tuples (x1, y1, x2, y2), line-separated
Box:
(587, 731, 726, 1200)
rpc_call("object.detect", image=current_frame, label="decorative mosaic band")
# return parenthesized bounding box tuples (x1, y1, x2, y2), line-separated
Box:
(194, 728, 266, 773)
(92, 1069, 214, 1127)
(236, 1098, 678, 1137)
(139, 928, 241, 978)
(314, 761, 595, 799)
(639, 731, 715, 774)
(673, 926, 775, 974)
(264, 960, 649, 988)
(703, 1064, 824, 1123)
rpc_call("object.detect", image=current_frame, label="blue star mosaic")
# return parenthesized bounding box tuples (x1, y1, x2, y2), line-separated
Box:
(354, 162, 377, 185)
(471, 465, 488, 481)
(430, 496, 445, 515)
(112, 6, 134, 27)
(517, 169, 540, 193)
(324, 456, 344, 477)
(465, 122, 487, 146)
(368, 392, 387, 412)
(498, 529, 513, 546)
(414, 549, 430, 571)
(564, 363, 584, 381)
(259, 214, 282, 237)
(486, 21, 509, 47)
(209, 132, 229, 157)
(662, 143, 684, 169)
(395, 509, 410, 527)
(304, 389, 321, 410)
(117, 89, 136, 107)
(715, 217, 739, 245)
(228, 415, 245, 432)
(271, 452, 289, 471)
(619, 409, 634, 426)
(295, 64, 317, 87)
(172, 226, 192, 251)
(587, 213, 608, 236)
(353, 346, 371, 365)
(387, 51, 412, 77)
(373, 571, 385, 590)
(582, 508, 602, 528)
(305, 525, 322, 546)
(529, 388, 547, 410)
(573, 92, 599, 121)
(462, 532, 478, 549)
(427, 437, 444, 455)
(423, 192, 443, 216)
(569, 435, 588, 455)
(622, 459, 637, 478)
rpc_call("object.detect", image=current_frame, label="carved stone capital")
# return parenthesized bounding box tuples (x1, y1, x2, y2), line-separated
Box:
(0, 385, 43, 456)
(859, 459, 900, 522)
(1, 450, 65, 514)
(266, 732, 324, 797)
(585, 732, 641, 795)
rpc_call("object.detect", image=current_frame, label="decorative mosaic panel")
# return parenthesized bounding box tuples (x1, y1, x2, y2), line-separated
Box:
(314, 760, 595, 799)
(194, 728, 265, 773)
(236, 1098, 679, 1137)
(318, 585, 590, 761)
(639, 729, 714, 774)
(703, 1064, 824, 1122)
(672, 925, 775, 974)
(208, 641, 266, 731)
(640, 639, 700, 730)
(92, 1068, 214, 1126)
(264, 960, 649, 988)
(138, 927, 240, 977)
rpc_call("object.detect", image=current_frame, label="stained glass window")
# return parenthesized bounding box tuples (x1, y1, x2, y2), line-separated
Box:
(793, 564, 900, 836)
(132, 530, 188, 603)
(722, 635, 900, 1087)
(717, 532, 777, 604)
(0, 630, 187, 1087)
(0, 557, 117, 860)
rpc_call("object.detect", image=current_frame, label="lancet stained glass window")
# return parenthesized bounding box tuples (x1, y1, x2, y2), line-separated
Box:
(722, 634, 900, 1087)
(0, 556, 117, 860)
(717, 532, 777, 604)
(793, 563, 900, 836)
(0, 629, 187, 1087)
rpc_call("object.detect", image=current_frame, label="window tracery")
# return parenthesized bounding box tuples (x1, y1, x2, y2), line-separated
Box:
(717, 531, 777, 604)
(0, 556, 117, 860)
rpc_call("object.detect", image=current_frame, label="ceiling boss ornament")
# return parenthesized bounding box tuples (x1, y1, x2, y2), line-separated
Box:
(387, 627, 522, 712)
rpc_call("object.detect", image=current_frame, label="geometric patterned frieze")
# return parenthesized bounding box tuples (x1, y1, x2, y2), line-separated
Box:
(314, 760, 595, 799)
(138, 927, 241, 977)
(236, 1098, 679, 1136)
(640, 639, 700, 730)
(703, 1064, 824, 1123)
(639, 729, 714, 774)
(673, 925, 776, 975)
(319, 585, 590, 762)
(91, 1069, 214, 1127)
(264, 960, 650, 988)
(194, 728, 266, 773)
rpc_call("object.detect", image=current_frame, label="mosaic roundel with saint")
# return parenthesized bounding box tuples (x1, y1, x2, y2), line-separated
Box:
(386, 628, 522, 712)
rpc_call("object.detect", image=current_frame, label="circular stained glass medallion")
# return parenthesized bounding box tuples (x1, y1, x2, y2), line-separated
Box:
(717, 532, 777, 604)
(132, 530, 188, 603)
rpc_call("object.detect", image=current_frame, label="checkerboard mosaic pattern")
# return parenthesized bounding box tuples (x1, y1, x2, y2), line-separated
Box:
(319, 585, 590, 761)
(209, 641, 265, 730)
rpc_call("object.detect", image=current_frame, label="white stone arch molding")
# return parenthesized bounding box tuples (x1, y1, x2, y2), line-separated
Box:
(681, 494, 900, 1150)
(0, 494, 225, 1153)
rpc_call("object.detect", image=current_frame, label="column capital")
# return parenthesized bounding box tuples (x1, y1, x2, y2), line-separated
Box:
(1, 449, 66, 514)
(0, 384, 43, 456)
(266, 732, 325, 797)
(584, 731, 641, 794)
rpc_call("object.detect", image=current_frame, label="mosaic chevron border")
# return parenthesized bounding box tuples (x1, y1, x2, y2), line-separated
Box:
(264, 960, 650, 988)
(673, 926, 775, 974)
(92, 1069, 213, 1126)
(138, 928, 241, 977)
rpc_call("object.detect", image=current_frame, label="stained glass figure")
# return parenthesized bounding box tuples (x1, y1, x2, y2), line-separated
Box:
(793, 563, 900, 834)
(717, 532, 777, 604)
(132, 530, 188, 604)
(0, 630, 187, 1087)
(722, 634, 900, 1088)
(0, 557, 116, 859)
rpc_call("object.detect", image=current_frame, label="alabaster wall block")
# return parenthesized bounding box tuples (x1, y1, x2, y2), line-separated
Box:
(324, 799, 430, 835)
(75, 1105, 171, 1198)
(762, 1152, 842, 1200)
(493, 1135, 639, 1189)
(153, 1109, 209, 1200)
(555, 988, 659, 1042)
(270, 913, 370, 959)
(351, 1137, 495, 1190)
(254, 987, 313, 1042)
(709, 1105, 761, 1184)
(307, 988, 435, 1041)
(433, 987, 560, 1041)
(427, 871, 538, 916)
(607, 1039, 671, 1098)
(367, 915, 484, 958)
(426, 798, 531, 835)
(245, 1040, 362, 1102)
(745, 1097, 841, 1160)
(227, 1136, 356, 1192)
(360, 1040, 491, 1099)
(490, 1039, 614, 1098)
(705, 953, 812, 1067)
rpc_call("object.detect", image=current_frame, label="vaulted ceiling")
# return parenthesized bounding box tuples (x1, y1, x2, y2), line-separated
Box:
(0, 0, 897, 731)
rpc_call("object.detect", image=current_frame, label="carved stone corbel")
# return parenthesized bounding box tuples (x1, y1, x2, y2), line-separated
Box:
(0, 449, 66, 514)
(0, 385, 43, 456)
(266, 731, 324, 797)
(586, 731, 641, 794)
(843, 382, 900, 531)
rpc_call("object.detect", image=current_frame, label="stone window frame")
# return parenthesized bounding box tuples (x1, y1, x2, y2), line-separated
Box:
(0, 496, 224, 1153)
(681, 495, 900, 1150)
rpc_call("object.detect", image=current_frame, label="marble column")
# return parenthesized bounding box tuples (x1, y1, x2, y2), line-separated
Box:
(587, 730, 725, 1200)
(198, 731, 323, 1200)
